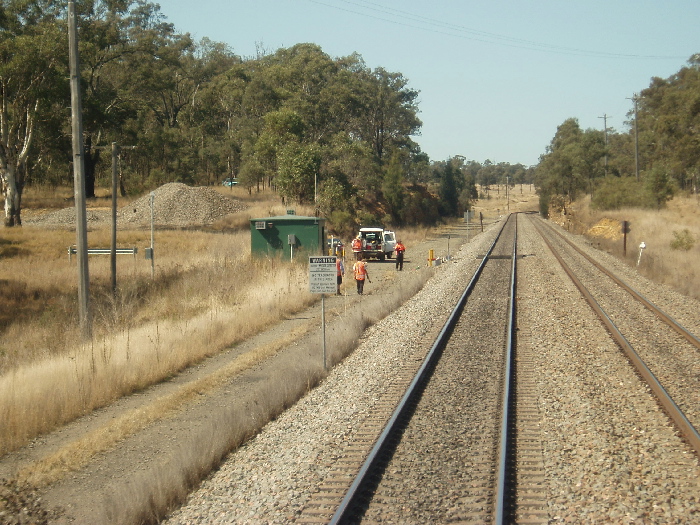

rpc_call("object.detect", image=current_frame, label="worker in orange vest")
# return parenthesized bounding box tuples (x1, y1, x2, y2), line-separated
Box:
(336, 257, 345, 295)
(394, 240, 406, 271)
(351, 236, 362, 260)
(352, 254, 370, 295)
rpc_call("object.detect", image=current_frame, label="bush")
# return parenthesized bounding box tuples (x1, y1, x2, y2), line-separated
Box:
(670, 229, 696, 251)
(539, 194, 549, 218)
(591, 176, 652, 210)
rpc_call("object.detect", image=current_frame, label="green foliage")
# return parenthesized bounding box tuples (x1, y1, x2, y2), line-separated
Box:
(538, 193, 549, 218)
(535, 118, 605, 202)
(356, 210, 382, 228)
(437, 162, 459, 216)
(591, 176, 651, 210)
(538, 56, 700, 205)
(317, 176, 352, 218)
(401, 186, 440, 226)
(276, 143, 320, 204)
(644, 166, 676, 209)
(1, 2, 551, 230)
(381, 155, 405, 224)
(670, 229, 696, 251)
(327, 210, 355, 239)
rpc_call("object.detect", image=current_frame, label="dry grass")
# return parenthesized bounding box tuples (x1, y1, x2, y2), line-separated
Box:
(556, 193, 700, 300)
(0, 182, 449, 459)
(105, 264, 435, 525)
(0, 185, 324, 455)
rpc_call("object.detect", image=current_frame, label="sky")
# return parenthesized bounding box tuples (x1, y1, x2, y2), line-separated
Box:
(154, 0, 699, 167)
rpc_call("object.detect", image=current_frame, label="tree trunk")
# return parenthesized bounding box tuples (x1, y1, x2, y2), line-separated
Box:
(84, 137, 100, 199)
(2, 166, 21, 227)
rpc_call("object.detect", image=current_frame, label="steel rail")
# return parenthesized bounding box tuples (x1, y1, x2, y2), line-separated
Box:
(540, 220, 700, 350)
(495, 214, 518, 524)
(534, 220, 700, 457)
(328, 215, 512, 525)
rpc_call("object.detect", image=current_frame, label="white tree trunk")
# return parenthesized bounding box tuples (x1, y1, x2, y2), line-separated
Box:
(1, 165, 20, 226)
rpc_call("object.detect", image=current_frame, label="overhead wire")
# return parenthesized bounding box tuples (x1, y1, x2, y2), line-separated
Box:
(309, 0, 688, 60)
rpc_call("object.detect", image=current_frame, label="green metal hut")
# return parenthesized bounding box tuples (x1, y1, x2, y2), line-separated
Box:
(250, 214, 326, 259)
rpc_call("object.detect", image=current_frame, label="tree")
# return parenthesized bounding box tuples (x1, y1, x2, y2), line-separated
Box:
(645, 166, 675, 209)
(0, 1, 64, 225)
(381, 153, 405, 224)
(357, 67, 421, 162)
(535, 118, 605, 211)
(437, 160, 459, 216)
(276, 142, 320, 204)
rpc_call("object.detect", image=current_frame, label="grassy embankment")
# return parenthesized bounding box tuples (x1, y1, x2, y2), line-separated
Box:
(0, 184, 437, 460)
(556, 193, 700, 301)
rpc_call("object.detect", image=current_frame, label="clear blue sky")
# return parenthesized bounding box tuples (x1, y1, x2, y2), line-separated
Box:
(155, 0, 698, 167)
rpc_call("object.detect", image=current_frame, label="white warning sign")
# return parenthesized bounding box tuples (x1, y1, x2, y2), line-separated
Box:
(309, 256, 337, 294)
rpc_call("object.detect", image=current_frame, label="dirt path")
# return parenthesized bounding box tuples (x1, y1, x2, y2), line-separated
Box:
(1, 220, 490, 524)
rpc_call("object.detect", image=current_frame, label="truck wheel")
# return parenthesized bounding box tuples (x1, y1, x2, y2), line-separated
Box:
(386, 253, 392, 259)
(379, 254, 385, 261)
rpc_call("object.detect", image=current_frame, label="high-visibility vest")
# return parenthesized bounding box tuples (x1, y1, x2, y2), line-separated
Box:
(395, 242, 405, 253)
(351, 238, 362, 251)
(353, 261, 367, 280)
(336, 259, 344, 276)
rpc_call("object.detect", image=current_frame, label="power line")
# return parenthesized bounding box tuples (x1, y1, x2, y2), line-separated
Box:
(309, 0, 688, 60)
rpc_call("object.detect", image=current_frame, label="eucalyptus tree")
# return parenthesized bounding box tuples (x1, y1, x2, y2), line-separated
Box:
(536, 118, 583, 199)
(353, 67, 421, 163)
(275, 141, 320, 204)
(263, 43, 340, 143)
(0, 0, 65, 225)
(73, 0, 172, 196)
(381, 153, 405, 224)
(637, 55, 700, 191)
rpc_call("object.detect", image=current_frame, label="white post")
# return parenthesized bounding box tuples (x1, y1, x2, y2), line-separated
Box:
(637, 242, 646, 267)
(150, 191, 155, 278)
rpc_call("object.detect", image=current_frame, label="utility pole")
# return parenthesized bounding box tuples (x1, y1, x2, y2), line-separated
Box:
(598, 113, 610, 176)
(68, 0, 91, 339)
(627, 94, 640, 182)
(93, 142, 135, 295)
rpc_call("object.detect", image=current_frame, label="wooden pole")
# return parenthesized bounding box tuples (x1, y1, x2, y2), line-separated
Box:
(68, 0, 91, 338)
(111, 142, 118, 295)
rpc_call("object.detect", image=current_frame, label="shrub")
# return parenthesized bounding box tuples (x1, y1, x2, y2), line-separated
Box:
(539, 194, 549, 218)
(670, 229, 696, 251)
(591, 176, 651, 210)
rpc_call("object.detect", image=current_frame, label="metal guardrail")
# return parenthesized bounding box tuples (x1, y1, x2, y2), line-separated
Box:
(68, 246, 138, 262)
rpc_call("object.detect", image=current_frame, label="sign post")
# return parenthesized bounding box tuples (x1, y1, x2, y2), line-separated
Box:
(309, 256, 337, 370)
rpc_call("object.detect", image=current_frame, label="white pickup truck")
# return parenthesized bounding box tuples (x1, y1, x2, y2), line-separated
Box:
(358, 227, 396, 261)
(382, 230, 397, 259)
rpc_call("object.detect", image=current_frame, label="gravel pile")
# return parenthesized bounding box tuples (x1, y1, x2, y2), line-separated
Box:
(118, 183, 246, 227)
(23, 183, 246, 229)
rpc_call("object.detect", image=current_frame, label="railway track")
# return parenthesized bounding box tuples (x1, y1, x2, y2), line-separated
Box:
(297, 215, 525, 524)
(530, 215, 700, 456)
(167, 214, 700, 524)
(296, 213, 700, 525)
